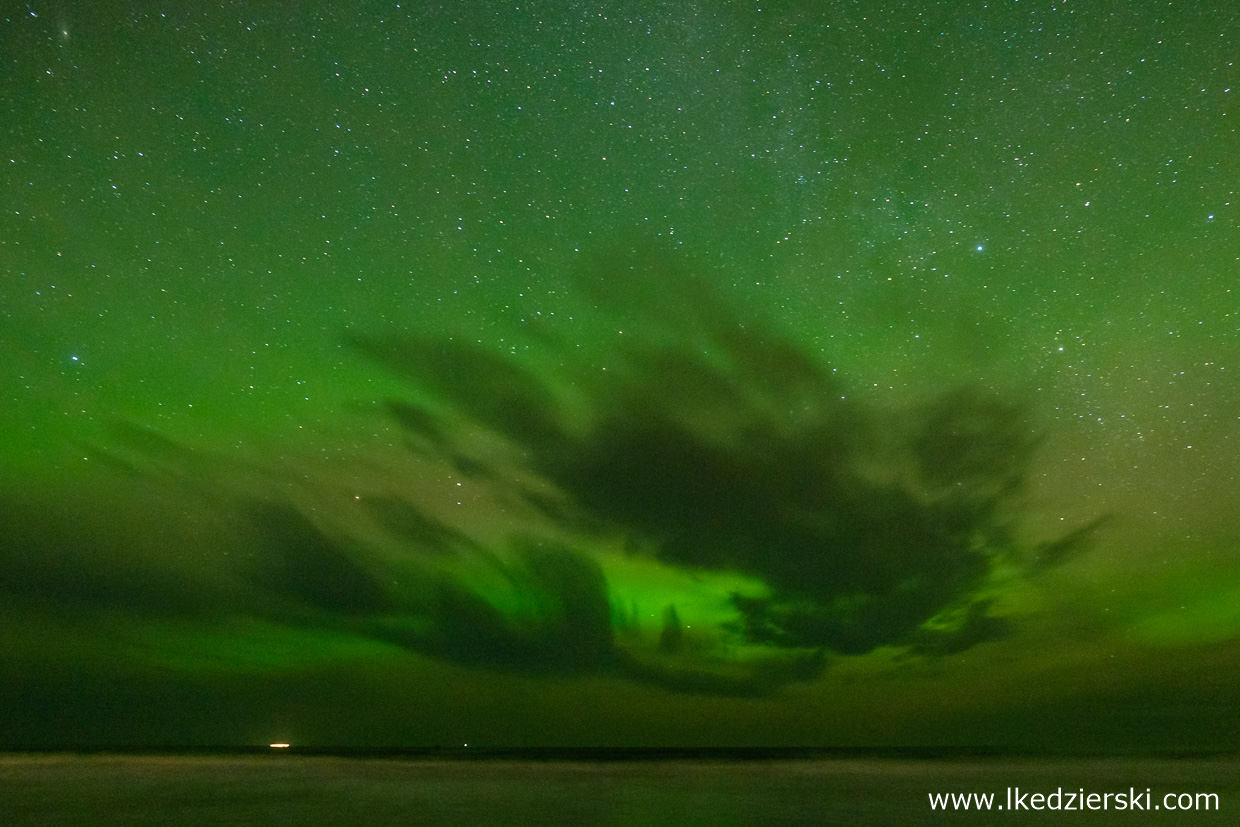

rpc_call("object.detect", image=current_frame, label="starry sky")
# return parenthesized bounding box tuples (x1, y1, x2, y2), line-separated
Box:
(1, 1, 1238, 750)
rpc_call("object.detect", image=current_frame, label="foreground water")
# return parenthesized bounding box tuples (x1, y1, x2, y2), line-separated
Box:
(2, 754, 1235, 825)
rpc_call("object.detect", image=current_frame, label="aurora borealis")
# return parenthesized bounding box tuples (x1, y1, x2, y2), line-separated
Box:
(2, 0, 1239, 750)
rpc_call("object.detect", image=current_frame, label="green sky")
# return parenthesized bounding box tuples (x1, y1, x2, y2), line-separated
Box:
(1, 0, 1238, 749)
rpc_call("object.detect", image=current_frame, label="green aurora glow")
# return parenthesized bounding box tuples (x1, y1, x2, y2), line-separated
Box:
(1, 1, 1238, 750)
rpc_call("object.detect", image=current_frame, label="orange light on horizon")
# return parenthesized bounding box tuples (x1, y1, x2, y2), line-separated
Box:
(269, 743, 291, 748)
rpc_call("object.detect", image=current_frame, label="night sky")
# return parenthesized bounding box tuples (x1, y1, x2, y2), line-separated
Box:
(2, 1, 1238, 750)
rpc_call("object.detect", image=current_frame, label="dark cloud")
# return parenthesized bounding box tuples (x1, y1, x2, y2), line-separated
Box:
(353, 256, 1092, 668)
(364, 495, 479, 556)
(0, 489, 221, 619)
(373, 539, 614, 673)
(244, 503, 397, 617)
(1, 259, 1101, 701)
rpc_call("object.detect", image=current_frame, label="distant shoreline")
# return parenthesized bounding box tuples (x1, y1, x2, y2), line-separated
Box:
(4, 746, 1239, 762)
